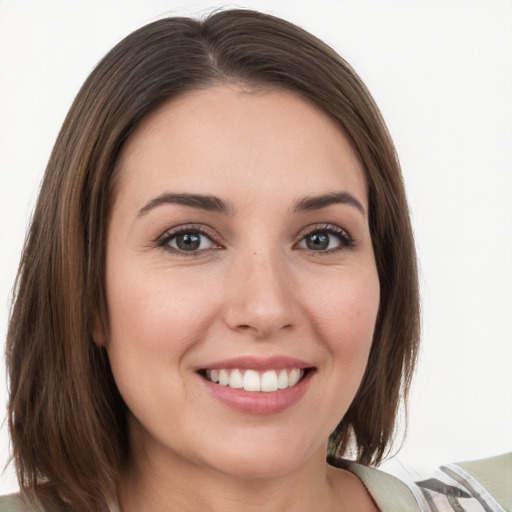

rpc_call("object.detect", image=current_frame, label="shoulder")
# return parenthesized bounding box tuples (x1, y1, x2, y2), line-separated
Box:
(454, 452, 512, 511)
(0, 494, 30, 512)
(332, 452, 512, 512)
(331, 459, 422, 512)
(410, 453, 512, 512)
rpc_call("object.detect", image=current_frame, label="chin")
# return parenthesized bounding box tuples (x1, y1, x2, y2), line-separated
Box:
(198, 431, 326, 480)
(214, 454, 304, 480)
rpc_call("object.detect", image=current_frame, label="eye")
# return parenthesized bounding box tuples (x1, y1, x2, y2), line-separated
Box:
(157, 225, 221, 254)
(296, 225, 354, 253)
(170, 231, 213, 251)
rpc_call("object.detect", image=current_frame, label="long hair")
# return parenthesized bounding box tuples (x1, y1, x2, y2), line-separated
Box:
(7, 9, 420, 511)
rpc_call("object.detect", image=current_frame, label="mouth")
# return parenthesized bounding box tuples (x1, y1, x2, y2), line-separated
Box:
(198, 367, 311, 392)
(197, 356, 315, 413)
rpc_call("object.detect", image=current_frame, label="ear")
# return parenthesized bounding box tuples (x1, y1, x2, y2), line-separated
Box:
(91, 311, 107, 347)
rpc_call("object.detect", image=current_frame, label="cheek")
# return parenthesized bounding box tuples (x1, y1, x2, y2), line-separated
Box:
(106, 263, 218, 352)
(302, 266, 380, 366)
(104, 263, 224, 423)
(291, 263, 380, 437)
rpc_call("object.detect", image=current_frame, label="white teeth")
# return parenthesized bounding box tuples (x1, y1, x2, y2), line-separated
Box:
(261, 370, 279, 392)
(243, 370, 261, 391)
(278, 369, 288, 389)
(218, 369, 229, 386)
(204, 368, 306, 392)
(288, 368, 301, 387)
(228, 369, 243, 389)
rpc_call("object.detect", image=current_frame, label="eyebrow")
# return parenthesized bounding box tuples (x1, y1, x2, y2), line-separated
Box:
(137, 193, 235, 217)
(137, 190, 365, 218)
(292, 192, 366, 216)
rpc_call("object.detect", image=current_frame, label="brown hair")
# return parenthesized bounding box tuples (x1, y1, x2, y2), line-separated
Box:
(6, 9, 419, 511)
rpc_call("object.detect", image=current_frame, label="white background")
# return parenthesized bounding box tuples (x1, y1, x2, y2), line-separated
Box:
(1, 0, 511, 493)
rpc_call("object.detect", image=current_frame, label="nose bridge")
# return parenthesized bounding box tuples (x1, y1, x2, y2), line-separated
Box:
(224, 244, 293, 338)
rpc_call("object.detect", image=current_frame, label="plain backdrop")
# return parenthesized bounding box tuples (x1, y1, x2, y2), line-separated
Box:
(1, 0, 511, 493)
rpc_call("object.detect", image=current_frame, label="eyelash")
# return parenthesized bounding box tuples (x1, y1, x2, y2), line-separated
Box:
(156, 224, 222, 256)
(298, 224, 355, 254)
(155, 223, 355, 256)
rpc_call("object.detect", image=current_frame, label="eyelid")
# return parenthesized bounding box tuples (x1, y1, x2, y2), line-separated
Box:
(154, 222, 355, 256)
(294, 223, 355, 252)
(155, 223, 224, 254)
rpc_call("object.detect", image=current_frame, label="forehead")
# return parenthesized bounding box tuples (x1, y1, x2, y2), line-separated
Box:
(114, 85, 367, 210)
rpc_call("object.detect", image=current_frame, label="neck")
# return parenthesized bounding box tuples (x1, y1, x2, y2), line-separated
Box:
(118, 440, 341, 512)
(117, 418, 379, 512)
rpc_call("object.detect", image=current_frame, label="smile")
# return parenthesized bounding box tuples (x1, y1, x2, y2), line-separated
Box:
(198, 356, 315, 414)
(203, 368, 305, 392)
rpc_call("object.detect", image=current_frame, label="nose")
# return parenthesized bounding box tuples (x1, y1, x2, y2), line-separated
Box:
(223, 249, 294, 339)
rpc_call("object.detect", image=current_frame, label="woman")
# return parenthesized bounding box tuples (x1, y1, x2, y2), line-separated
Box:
(2, 9, 510, 512)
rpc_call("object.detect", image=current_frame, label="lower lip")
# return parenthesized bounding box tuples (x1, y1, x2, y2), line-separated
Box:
(200, 370, 313, 415)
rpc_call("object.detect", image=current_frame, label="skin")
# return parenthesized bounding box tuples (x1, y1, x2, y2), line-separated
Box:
(100, 85, 381, 512)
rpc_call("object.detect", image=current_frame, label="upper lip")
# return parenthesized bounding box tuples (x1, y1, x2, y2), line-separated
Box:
(200, 355, 314, 371)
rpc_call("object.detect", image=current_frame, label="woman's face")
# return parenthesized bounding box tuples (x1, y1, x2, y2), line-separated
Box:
(103, 85, 380, 478)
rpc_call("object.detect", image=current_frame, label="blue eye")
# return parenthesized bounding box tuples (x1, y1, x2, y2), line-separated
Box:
(297, 226, 353, 252)
(159, 227, 220, 254)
